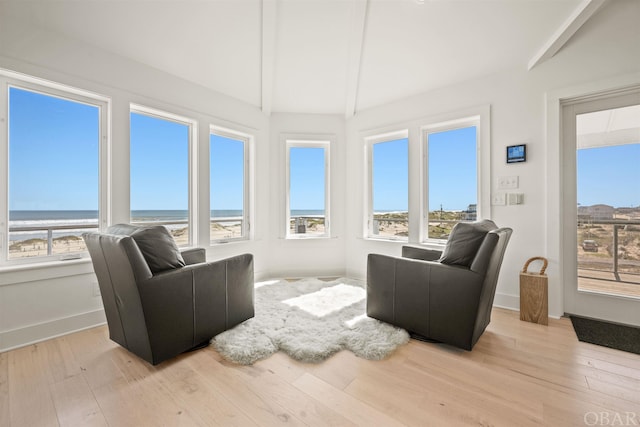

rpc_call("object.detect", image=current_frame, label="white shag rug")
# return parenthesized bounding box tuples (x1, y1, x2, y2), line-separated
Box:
(211, 277, 409, 365)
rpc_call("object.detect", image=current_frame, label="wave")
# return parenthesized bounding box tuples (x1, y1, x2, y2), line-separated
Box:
(7, 209, 325, 231)
(9, 218, 99, 227)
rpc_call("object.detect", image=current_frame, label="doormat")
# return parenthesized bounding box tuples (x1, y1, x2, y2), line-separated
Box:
(570, 315, 640, 355)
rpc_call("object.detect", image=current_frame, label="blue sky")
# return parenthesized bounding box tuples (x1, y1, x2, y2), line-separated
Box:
(130, 112, 189, 210)
(428, 126, 477, 211)
(577, 144, 640, 207)
(372, 138, 408, 211)
(8, 86, 640, 215)
(371, 127, 477, 212)
(290, 147, 325, 211)
(211, 134, 244, 212)
(9, 87, 99, 211)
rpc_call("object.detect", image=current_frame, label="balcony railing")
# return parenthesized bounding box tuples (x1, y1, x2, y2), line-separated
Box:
(369, 216, 470, 239)
(8, 223, 99, 258)
(578, 218, 640, 279)
(288, 215, 326, 236)
(133, 218, 246, 243)
(209, 217, 244, 241)
(8, 218, 245, 258)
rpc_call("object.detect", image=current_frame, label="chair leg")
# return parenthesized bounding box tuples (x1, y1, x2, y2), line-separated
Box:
(185, 340, 210, 353)
(409, 332, 441, 344)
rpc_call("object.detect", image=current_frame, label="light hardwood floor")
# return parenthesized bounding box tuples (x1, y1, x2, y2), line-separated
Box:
(2, 308, 639, 426)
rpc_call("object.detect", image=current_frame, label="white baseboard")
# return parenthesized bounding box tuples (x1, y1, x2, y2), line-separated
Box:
(263, 268, 347, 280)
(0, 309, 106, 353)
(493, 293, 562, 319)
(493, 292, 519, 312)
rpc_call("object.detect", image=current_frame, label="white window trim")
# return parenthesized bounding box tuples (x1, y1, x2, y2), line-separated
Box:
(364, 129, 409, 241)
(209, 124, 253, 244)
(129, 104, 198, 247)
(285, 138, 331, 239)
(419, 106, 490, 245)
(0, 72, 111, 266)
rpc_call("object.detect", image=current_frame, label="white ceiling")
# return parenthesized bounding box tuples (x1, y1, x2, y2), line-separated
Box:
(577, 104, 640, 149)
(3, 0, 604, 116)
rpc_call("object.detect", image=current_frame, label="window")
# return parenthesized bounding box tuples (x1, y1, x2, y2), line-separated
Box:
(575, 104, 640, 295)
(423, 117, 479, 241)
(286, 139, 330, 238)
(1, 76, 108, 264)
(130, 105, 196, 247)
(210, 126, 250, 243)
(366, 131, 409, 240)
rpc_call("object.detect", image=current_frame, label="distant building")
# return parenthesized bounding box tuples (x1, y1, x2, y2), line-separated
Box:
(464, 204, 477, 221)
(577, 204, 614, 221)
(617, 207, 640, 216)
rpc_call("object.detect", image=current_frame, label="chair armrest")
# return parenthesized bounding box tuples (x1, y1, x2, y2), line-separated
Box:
(402, 246, 442, 261)
(181, 247, 206, 265)
(144, 253, 254, 343)
(138, 253, 254, 362)
(192, 253, 254, 336)
(137, 265, 200, 363)
(427, 262, 485, 349)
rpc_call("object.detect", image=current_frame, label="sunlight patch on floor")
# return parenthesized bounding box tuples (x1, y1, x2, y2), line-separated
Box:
(345, 313, 368, 328)
(282, 283, 365, 317)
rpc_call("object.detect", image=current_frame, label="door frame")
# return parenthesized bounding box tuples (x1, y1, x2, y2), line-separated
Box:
(546, 73, 640, 325)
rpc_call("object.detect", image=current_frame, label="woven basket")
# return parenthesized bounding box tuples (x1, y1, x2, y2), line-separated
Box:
(519, 257, 548, 325)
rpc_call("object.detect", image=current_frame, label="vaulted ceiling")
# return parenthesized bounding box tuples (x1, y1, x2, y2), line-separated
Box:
(2, 0, 610, 116)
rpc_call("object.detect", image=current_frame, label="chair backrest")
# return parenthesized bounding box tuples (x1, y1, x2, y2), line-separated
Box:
(471, 227, 513, 345)
(105, 223, 140, 236)
(82, 231, 154, 361)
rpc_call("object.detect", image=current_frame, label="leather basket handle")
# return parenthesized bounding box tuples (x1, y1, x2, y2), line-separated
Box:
(522, 257, 548, 275)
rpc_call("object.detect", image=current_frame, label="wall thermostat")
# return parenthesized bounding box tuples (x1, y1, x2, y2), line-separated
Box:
(507, 144, 526, 163)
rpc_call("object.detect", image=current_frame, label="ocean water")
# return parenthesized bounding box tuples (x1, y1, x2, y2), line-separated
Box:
(8, 210, 211, 241)
(8, 209, 324, 233)
(6, 208, 393, 242)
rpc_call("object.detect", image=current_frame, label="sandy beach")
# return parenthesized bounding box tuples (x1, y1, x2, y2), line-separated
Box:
(8, 221, 245, 259)
(11, 214, 637, 275)
(9, 235, 88, 258)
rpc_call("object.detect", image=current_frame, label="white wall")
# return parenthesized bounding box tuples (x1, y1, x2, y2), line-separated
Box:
(345, 0, 640, 318)
(0, 22, 270, 351)
(266, 113, 347, 278)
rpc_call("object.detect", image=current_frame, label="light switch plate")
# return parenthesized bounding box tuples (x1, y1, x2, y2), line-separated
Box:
(492, 193, 506, 205)
(507, 193, 524, 205)
(498, 176, 519, 189)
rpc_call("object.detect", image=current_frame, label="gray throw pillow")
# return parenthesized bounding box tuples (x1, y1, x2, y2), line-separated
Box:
(130, 225, 185, 274)
(439, 220, 497, 267)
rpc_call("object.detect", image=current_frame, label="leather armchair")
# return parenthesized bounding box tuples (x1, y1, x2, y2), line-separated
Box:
(83, 224, 254, 365)
(367, 221, 512, 350)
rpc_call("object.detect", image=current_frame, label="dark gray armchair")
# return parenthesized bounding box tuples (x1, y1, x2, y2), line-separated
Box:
(367, 220, 512, 350)
(83, 224, 254, 365)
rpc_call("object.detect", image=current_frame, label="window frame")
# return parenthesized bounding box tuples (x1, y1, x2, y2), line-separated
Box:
(129, 103, 198, 247)
(420, 109, 489, 245)
(365, 129, 410, 241)
(209, 124, 252, 244)
(0, 71, 110, 266)
(285, 138, 331, 239)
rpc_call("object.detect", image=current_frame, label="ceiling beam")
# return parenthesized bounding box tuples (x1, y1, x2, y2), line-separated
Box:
(261, 0, 277, 116)
(528, 0, 609, 71)
(344, 0, 368, 118)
